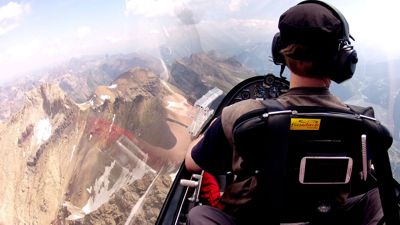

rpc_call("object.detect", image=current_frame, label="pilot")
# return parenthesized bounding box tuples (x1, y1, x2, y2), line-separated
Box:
(185, 1, 384, 225)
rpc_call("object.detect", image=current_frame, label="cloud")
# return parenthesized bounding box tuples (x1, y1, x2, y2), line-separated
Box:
(125, 0, 184, 17)
(5, 39, 41, 60)
(176, 7, 198, 25)
(77, 26, 91, 39)
(0, 2, 30, 36)
(0, 22, 17, 35)
(106, 36, 124, 44)
(349, 0, 400, 57)
(2, 38, 70, 68)
(193, 18, 276, 46)
(227, 18, 276, 31)
(229, 0, 248, 12)
(45, 39, 70, 56)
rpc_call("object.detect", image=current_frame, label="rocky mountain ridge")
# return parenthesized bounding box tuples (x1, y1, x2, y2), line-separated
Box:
(0, 53, 164, 123)
(0, 66, 192, 225)
(168, 52, 258, 103)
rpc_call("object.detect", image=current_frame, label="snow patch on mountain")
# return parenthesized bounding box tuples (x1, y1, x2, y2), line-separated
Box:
(81, 158, 154, 215)
(35, 118, 52, 145)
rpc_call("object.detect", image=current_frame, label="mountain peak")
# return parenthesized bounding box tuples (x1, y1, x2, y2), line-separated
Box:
(23, 83, 74, 118)
(169, 52, 257, 102)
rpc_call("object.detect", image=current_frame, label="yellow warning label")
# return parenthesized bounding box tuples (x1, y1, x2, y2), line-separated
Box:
(290, 118, 321, 130)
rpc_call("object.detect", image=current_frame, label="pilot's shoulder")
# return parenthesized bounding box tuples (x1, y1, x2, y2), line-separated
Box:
(222, 99, 265, 119)
(220, 99, 266, 139)
(346, 104, 375, 117)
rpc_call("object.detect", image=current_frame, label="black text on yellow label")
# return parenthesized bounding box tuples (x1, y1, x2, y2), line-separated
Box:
(290, 118, 321, 130)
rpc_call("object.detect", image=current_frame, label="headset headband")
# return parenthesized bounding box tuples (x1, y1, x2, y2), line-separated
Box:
(271, 0, 358, 83)
(297, 0, 353, 43)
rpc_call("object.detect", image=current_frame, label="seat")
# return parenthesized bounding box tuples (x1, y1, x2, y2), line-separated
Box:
(232, 106, 399, 224)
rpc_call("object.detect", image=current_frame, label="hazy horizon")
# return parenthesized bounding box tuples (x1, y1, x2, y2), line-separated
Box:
(1, 0, 400, 85)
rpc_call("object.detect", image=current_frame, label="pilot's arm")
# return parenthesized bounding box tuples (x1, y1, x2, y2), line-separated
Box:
(185, 135, 204, 173)
(184, 117, 233, 175)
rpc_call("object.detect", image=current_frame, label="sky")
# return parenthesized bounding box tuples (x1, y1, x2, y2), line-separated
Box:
(0, 0, 400, 85)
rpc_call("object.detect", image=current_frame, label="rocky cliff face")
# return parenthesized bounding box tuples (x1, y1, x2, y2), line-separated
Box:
(169, 52, 257, 103)
(0, 52, 259, 224)
(0, 83, 86, 224)
(0, 67, 193, 225)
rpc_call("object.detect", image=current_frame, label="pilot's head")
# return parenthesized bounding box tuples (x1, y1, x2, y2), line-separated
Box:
(272, 0, 358, 83)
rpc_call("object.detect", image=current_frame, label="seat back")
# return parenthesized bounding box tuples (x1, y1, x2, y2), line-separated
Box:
(232, 106, 396, 223)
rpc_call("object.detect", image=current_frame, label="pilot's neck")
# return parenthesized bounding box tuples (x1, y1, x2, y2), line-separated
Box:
(290, 73, 331, 89)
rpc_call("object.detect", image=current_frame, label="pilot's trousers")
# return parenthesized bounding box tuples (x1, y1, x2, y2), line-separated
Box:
(186, 188, 383, 225)
(187, 205, 235, 225)
(327, 188, 384, 225)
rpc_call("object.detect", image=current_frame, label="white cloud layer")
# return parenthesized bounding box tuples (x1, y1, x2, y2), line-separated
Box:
(227, 18, 275, 29)
(229, 0, 248, 12)
(0, 2, 30, 36)
(125, 0, 184, 17)
(77, 26, 91, 39)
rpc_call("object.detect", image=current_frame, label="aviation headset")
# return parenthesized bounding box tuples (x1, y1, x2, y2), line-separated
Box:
(271, 0, 358, 83)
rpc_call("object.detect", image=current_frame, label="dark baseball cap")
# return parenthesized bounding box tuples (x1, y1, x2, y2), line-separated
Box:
(278, 3, 342, 47)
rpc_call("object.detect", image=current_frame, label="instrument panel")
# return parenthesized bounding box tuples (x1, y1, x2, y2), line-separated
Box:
(214, 74, 290, 116)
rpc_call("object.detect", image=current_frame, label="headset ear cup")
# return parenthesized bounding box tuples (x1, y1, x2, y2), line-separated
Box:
(331, 47, 358, 83)
(272, 32, 285, 65)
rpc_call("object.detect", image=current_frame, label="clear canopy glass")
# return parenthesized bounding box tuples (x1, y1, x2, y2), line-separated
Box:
(0, 0, 399, 224)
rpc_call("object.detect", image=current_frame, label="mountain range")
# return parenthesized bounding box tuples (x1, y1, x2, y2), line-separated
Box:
(0, 65, 194, 224)
(0, 49, 399, 224)
(0, 51, 257, 224)
(0, 53, 164, 122)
